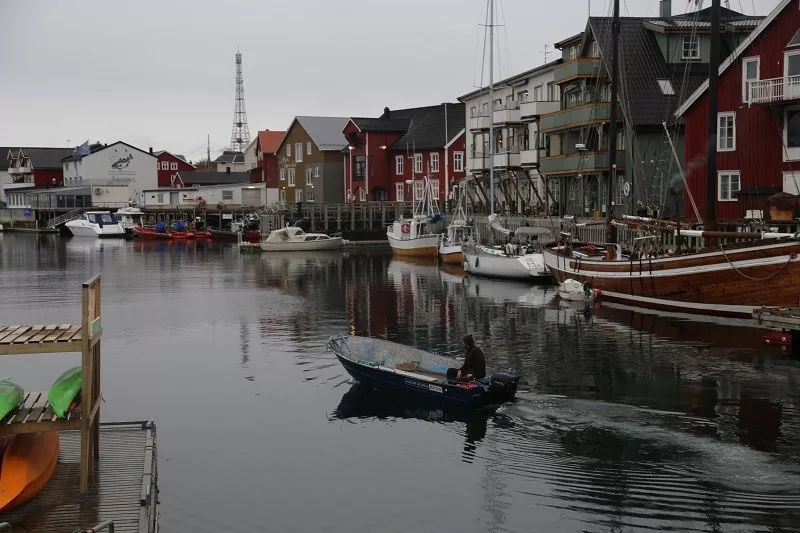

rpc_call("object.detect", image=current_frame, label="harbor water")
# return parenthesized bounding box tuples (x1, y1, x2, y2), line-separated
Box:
(1, 233, 799, 532)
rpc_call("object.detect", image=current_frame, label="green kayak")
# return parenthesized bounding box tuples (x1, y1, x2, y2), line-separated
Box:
(0, 377, 24, 421)
(48, 367, 82, 419)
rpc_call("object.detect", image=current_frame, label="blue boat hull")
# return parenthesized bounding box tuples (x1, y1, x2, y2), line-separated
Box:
(334, 352, 489, 408)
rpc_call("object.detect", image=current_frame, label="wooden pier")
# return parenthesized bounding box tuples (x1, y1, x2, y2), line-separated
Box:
(0, 421, 158, 532)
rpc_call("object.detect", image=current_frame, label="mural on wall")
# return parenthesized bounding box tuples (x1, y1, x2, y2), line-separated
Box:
(105, 146, 136, 183)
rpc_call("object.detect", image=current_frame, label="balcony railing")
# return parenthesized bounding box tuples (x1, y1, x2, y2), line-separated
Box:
(540, 102, 612, 132)
(520, 149, 539, 166)
(748, 76, 800, 104)
(539, 150, 625, 176)
(520, 100, 560, 118)
(553, 58, 603, 84)
(493, 102, 521, 124)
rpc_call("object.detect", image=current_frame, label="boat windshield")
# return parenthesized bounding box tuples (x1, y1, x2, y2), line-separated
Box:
(87, 213, 115, 224)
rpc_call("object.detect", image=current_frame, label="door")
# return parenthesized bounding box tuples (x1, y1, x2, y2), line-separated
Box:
(170, 191, 178, 206)
(241, 187, 261, 207)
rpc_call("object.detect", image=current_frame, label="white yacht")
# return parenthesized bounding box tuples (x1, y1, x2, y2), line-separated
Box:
(115, 206, 145, 236)
(260, 226, 343, 251)
(64, 211, 125, 238)
(463, 224, 552, 281)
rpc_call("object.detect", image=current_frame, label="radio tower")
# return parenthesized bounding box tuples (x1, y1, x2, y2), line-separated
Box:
(230, 50, 250, 152)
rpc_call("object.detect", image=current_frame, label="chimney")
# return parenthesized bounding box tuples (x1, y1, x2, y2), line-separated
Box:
(659, 0, 671, 17)
(148, 147, 153, 154)
(383, 106, 391, 118)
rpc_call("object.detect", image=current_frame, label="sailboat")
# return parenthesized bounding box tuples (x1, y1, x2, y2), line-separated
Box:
(387, 177, 444, 257)
(541, 0, 800, 318)
(439, 183, 473, 264)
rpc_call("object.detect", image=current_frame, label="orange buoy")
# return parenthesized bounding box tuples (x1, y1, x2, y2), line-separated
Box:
(0, 432, 59, 511)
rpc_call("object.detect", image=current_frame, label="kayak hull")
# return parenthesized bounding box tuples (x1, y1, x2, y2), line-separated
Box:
(0, 432, 59, 511)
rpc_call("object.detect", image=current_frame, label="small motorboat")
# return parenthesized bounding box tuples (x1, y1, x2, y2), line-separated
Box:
(0, 432, 59, 511)
(133, 224, 172, 240)
(115, 206, 145, 237)
(327, 335, 519, 408)
(64, 211, 125, 238)
(558, 278, 597, 302)
(260, 227, 342, 251)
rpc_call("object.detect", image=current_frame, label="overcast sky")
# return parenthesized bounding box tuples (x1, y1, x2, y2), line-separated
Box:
(0, 0, 775, 162)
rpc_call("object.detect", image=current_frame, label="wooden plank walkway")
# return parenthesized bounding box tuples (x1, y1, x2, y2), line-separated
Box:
(0, 324, 82, 356)
(1, 422, 158, 532)
(0, 392, 83, 435)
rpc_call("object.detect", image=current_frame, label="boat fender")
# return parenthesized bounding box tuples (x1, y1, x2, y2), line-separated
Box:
(401, 222, 411, 234)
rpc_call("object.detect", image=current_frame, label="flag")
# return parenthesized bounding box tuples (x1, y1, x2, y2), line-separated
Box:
(73, 141, 90, 158)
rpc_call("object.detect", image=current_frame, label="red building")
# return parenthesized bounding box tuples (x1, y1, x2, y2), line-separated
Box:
(342, 104, 466, 202)
(252, 130, 286, 186)
(6, 147, 73, 187)
(677, 0, 800, 221)
(153, 150, 195, 187)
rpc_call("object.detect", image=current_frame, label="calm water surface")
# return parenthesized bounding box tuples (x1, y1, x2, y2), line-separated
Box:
(1, 233, 800, 532)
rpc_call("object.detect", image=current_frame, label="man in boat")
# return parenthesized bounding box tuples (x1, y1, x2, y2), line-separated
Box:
(458, 335, 486, 381)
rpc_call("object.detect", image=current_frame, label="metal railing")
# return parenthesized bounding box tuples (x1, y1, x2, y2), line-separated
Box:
(748, 75, 800, 104)
(46, 208, 90, 228)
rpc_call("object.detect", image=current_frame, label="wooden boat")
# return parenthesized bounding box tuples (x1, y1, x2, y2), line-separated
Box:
(0, 432, 59, 511)
(388, 177, 443, 258)
(327, 335, 519, 408)
(132, 226, 172, 239)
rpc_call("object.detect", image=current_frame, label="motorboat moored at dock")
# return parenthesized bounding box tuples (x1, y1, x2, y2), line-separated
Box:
(260, 227, 343, 251)
(64, 211, 125, 238)
(115, 206, 145, 237)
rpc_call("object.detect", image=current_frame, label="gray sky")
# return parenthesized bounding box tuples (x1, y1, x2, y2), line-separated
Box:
(0, 0, 775, 162)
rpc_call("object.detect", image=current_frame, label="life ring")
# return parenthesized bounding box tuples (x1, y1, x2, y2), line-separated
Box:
(401, 222, 411, 234)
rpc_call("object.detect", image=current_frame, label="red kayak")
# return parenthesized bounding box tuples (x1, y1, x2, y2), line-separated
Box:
(133, 226, 172, 240)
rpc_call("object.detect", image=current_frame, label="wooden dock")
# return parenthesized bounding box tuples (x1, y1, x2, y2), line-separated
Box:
(0, 421, 158, 532)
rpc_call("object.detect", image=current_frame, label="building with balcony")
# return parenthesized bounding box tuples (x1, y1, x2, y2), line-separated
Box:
(459, 60, 561, 214)
(1, 147, 73, 205)
(677, 0, 797, 222)
(539, 0, 759, 217)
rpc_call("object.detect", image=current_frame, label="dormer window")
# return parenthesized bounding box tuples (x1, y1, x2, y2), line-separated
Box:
(681, 35, 700, 60)
(569, 46, 577, 61)
(789, 29, 800, 48)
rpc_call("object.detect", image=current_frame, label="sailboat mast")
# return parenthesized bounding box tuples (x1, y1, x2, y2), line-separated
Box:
(605, 0, 620, 243)
(488, 0, 495, 215)
(706, 0, 721, 226)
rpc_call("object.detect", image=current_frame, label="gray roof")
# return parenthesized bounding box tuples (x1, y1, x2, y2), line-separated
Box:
(588, 7, 760, 127)
(178, 171, 251, 185)
(350, 117, 411, 133)
(389, 103, 465, 152)
(4, 147, 73, 170)
(296, 116, 349, 151)
(458, 60, 562, 101)
(213, 151, 244, 164)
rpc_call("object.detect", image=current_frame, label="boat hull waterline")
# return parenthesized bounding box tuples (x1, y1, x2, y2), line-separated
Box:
(463, 250, 550, 281)
(438, 243, 464, 264)
(387, 234, 440, 257)
(543, 240, 800, 317)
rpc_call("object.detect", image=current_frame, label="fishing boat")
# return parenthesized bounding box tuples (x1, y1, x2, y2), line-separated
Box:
(439, 183, 473, 264)
(115, 206, 145, 237)
(463, 223, 552, 281)
(64, 211, 125, 238)
(327, 335, 519, 408)
(541, 0, 800, 318)
(387, 177, 444, 257)
(0, 432, 59, 511)
(259, 227, 343, 251)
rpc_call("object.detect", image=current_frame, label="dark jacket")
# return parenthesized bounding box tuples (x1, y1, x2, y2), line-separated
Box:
(460, 346, 486, 379)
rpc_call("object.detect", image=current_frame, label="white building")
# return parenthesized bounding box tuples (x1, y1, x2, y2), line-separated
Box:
(213, 150, 247, 173)
(141, 182, 266, 208)
(63, 141, 157, 207)
(458, 61, 561, 213)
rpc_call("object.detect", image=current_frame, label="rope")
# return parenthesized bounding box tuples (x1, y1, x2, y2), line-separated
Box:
(719, 242, 795, 281)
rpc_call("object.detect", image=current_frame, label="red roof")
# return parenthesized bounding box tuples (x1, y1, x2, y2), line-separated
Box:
(258, 130, 286, 154)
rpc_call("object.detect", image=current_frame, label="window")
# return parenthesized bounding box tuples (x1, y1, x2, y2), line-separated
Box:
(718, 171, 741, 201)
(221, 190, 233, 200)
(430, 153, 439, 172)
(657, 79, 675, 95)
(430, 179, 439, 199)
(170, 162, 178, 170)
(568, 46, 577, 61)
(395, 155, 404, 175)
(517, 90, 528, 102)
(307, 186, 315, 202)
(470, 106, 477, 118)
(453, 151, 464, 172)
(354, 156, 366, 179)
(161, 161, 169, 170)
(533, 85, 542, 101)
(280, 188, 286, 202)
(546, 82, 556, 101)
(591, 40, 600, 58)
(314, 165, 320, 178)
(717, 112, 735, 151)
(789, 29, 800, 47)
(395, 182, 404, 201)
(305, 168, 313, 181)
(306, 141, 312, 155)
(682, 35, 700, 60)
(505, 94, 514, 105)
(296, 189, 304, 202)
(287, 167, 295, 186)
(286, 144, 291, 157)
(358, 188, 366, 202)
(742, 57, 760, 102)
(413, 181, 424, 201)
(280, 168, 286, 181)
(294, 143, 303, 162)
(157, 193, 164, 203)
(616, 129, 625, 150)
(784, 108, 800, 160)
(414, 153, 422, 173)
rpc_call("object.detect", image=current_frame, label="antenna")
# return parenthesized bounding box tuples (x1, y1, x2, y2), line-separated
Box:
(207, 133, 211, 165)
(540, 44, 551, 63)
(230, 50, 251, 152)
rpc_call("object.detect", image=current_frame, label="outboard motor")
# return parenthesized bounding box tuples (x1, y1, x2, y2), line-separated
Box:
(488, 372, 519, 401)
